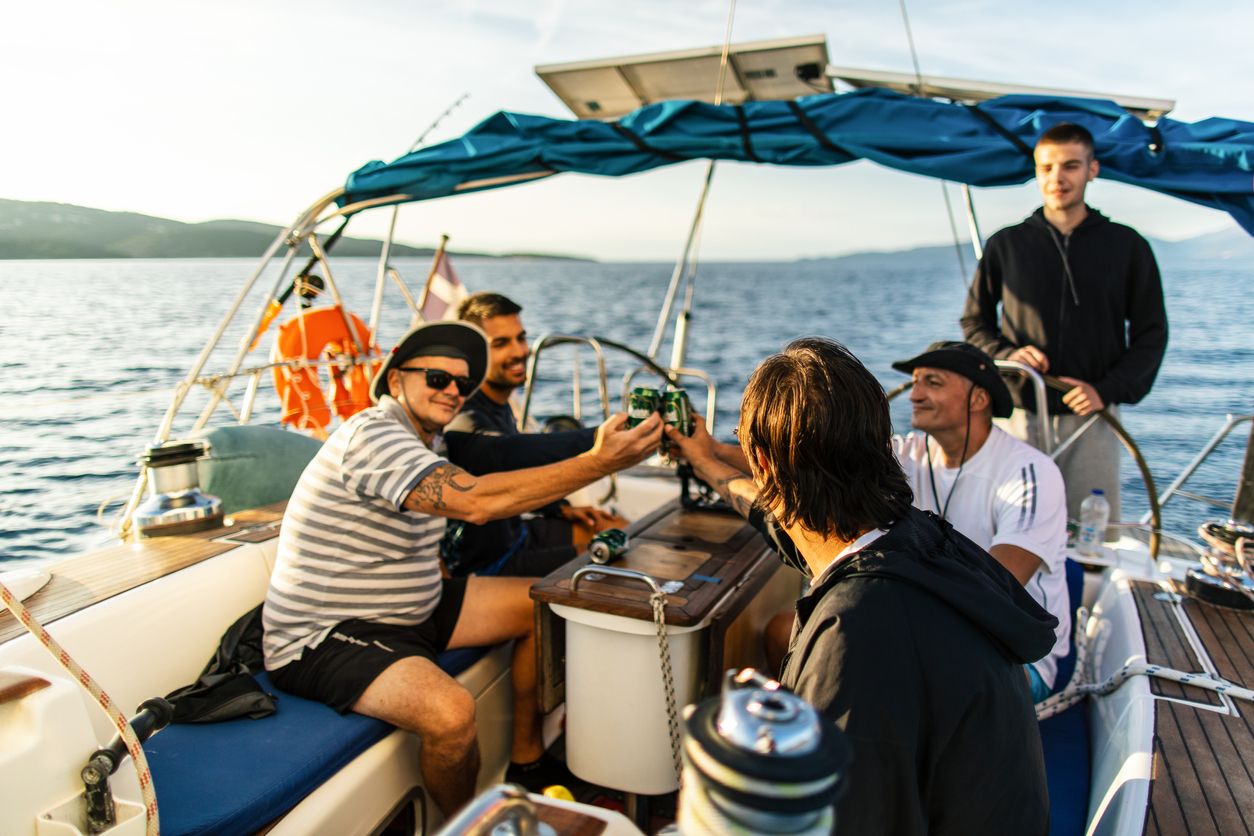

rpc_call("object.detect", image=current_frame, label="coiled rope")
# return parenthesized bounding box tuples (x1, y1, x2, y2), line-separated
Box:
(1036, 605, 1254, 721)
(0, 578, 159, 835)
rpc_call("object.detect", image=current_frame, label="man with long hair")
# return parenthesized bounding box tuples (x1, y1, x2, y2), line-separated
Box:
(667, 337, 1055, 835)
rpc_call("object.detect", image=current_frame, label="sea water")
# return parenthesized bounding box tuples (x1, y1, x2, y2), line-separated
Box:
(1, 256, 1251, 566)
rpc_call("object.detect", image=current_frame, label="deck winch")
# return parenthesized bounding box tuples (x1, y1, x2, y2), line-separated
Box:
(132, 441, 223, 537)
(674, 669, 848, 835)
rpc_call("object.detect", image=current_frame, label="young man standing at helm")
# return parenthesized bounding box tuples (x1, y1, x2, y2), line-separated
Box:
(961, 123, 1168, 523)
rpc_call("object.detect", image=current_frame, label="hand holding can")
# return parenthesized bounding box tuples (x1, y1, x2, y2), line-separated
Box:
(626, 387, 661, 429)
(661, 388, 694, 456)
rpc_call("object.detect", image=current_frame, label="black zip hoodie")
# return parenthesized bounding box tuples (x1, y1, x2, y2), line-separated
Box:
(961, 206, 1168, 413)
(759, 506, 1056, 835)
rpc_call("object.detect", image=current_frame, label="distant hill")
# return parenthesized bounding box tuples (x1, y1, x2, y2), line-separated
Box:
(1151, 225, 1254, 264)
(801, 224, 1254, 270)
(0, 199, 592, 261)
(3, 197, 1249, 264)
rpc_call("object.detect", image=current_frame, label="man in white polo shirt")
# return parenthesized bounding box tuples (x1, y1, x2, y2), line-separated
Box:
(890, 340, 1070, 701)
(262, 320, 661, 816)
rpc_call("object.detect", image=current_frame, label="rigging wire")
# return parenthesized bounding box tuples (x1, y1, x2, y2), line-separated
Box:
(713, 0, 737, 106)
(371, 93, 471, 337)
(899, 0, 971, 288)
(897, 0, 926, 95)
(407, 92, 470, 153)
(941, 183, 971, 286)
(676, 0, 735, 361)
(655, 0, 735, 365)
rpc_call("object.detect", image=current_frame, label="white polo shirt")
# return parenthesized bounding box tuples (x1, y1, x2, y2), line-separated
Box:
(894, 427, 1070, 688)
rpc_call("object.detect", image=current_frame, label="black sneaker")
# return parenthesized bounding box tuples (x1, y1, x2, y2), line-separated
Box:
(504, 753, 577, 794)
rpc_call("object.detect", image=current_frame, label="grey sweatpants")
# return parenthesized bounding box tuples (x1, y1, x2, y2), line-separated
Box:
(998, 406, 1122, 523)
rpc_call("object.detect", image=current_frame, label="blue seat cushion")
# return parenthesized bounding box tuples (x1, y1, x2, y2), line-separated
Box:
(1040, 702, 1090, 836)
(145, 646, 490, 835)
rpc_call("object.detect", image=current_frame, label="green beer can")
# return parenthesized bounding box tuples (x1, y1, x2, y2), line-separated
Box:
(589, 528, 629, 564)
(626, 386, 661, 428)
(661, 388, 694, 454)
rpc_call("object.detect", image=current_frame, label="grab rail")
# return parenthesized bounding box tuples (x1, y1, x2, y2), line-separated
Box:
(520, 334, 616, 504)
(992, 361, 1053, 453)
(571, 565, 666, 597)
(1140, 413, 1253, 523)
(520, 334, 679, 429)
(520, 334, 612, 429)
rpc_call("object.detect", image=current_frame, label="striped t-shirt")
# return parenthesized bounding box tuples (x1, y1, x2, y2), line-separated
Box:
(263, 396, 448, 670)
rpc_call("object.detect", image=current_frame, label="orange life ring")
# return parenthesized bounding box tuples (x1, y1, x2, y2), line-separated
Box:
(270, 305, 382, 436)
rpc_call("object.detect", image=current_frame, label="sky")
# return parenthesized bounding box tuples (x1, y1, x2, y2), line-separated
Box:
(4, 0, 1252, 261)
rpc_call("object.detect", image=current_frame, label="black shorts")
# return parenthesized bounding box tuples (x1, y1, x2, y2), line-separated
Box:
(269, 577, 468, 713)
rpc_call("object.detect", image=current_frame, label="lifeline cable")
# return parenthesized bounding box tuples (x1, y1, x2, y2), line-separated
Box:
(1036, 605, 1254, 721)
(0, 578, 159, 835)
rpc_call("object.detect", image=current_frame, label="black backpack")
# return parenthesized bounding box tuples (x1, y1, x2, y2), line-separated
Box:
(165, 605, 278, 723)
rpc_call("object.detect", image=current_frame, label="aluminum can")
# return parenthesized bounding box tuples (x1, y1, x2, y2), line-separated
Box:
(626, 387, 661, 428)
(661, 389, 694, 452)
(588, 528, 629, 564)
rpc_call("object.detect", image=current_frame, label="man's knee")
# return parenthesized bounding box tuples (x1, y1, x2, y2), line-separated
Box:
(353, 658, 477, 743)
(424, 685, 478, 752)
(470, 577, 536, 633)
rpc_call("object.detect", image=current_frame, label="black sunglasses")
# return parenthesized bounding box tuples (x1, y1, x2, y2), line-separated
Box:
(395, 366, 476, 396)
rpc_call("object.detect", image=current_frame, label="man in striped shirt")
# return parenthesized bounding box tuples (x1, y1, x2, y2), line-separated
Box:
(263, 320, 661, 815)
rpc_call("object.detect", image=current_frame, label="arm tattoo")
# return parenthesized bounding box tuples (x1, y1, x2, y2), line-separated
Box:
(411, 464, 476, 512)
(714, 474, 756, 519)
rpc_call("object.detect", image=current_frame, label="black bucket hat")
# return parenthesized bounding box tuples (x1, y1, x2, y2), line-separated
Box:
(370, 321, 489, 403)
(891, 341, 1014, 419)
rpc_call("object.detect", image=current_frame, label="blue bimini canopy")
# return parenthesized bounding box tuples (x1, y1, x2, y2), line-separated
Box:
(343, 87, 1254, 237)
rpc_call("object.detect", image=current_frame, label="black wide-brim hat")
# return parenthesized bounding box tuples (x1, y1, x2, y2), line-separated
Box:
(891, 340, 1014, 419)
(370, 321, 490, 403)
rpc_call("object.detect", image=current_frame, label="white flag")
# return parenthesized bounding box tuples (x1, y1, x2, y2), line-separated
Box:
(415, 250, 469, 324)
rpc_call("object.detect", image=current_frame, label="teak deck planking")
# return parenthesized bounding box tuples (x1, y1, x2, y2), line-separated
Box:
(0, 504, 285, 646)
(1132, 580, 1254, 836)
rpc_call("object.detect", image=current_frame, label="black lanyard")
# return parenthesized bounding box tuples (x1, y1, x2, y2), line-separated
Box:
(924, 385, 975, 521)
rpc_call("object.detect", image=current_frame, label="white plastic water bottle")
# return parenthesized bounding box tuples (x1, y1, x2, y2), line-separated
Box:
(1077, 489, 1110, 556)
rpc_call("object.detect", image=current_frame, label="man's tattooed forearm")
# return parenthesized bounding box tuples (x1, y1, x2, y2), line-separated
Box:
(412, 464, 476, 511)
(714, 474, 756, 519)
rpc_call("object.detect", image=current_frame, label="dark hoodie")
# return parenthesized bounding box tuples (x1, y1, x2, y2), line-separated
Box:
(960, 207, 1167, 413)
(759, 506, 1056, 836)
